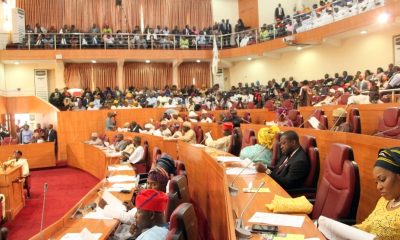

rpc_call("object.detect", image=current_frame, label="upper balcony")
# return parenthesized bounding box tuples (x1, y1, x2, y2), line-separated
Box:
(0, 0, 398, 62)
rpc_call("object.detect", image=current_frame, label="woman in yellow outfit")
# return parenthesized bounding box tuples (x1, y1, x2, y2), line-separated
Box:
(354, 147, 400, 239)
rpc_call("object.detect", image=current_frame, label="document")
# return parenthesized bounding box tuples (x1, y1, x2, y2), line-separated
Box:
(82, 208, 113, 220)
(61, 228, 102, 240)
(102, 190, 124, 207)
(107, 175, 136, 182)
(318, 216, 376, 240)
(225, 167, 257, 175)
(242, 187, 270, 193)
(108, 165, 132, 171)
(248, 212, 305, 228)
(308, 117, 320, 129)
(216, 156, 242, 163)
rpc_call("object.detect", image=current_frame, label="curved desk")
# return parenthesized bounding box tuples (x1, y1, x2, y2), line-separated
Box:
(31, 144, 135, 240)
(178, 142, 325, 240)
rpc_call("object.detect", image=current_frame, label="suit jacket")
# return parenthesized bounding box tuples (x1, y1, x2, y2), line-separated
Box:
(47, 129, 57, 142)
(270, 147, 310, 189)
(275, 7, 285, 20)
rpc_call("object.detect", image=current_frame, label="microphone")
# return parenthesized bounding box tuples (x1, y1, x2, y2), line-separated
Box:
(40, 183, 48, 240)
(199, 130, 212, 145)
(297, 109, 319, 128)
(374, 126, 400, 136)
(235, 181, 265, 238)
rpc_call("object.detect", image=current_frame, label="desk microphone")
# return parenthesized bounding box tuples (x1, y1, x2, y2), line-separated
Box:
(330, 104, 350, 131)
(374, 126, 400, 136)
(40, 183, 48, 240)
(235, 181, 265, 238)
(296, 108, 319, 128)
(199, 130, 212, 145)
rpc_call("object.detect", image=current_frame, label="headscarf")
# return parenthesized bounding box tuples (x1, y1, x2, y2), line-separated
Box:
(375, 147, 400, 174)
(148, 167, 169, 192)
(156, 154, 177, 176)
(257, 126, 280, 150)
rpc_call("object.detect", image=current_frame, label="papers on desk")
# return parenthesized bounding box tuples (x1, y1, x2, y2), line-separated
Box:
(60, 228, 102, 240)
(248, 212, 305, 228)
(107, 183, 136, 192)
(308, 117, 320, 129)
(105, 151, 121, 157)
(226, 167, 257, 175)
(107, 175, 136, 182)
(242, 187, 270, 193)
(108, 165, 132, 171)
(191, 144, 206, 148)
(216, 156, 241, 163)
(83, 207, 113, 220)
(317, 216, 376, 240)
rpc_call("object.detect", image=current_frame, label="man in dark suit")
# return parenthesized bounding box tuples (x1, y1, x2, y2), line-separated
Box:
(275, 4, 285, 21)
(256, 130, 310, 189)
(46, 124, 57, 142)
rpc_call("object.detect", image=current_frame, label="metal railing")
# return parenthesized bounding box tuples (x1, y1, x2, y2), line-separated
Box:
(15, 0, 385, 50)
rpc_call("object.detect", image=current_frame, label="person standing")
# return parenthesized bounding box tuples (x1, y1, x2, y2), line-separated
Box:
(275, 4, 286, 21)
(20, 125, 33, 144)
(105, 112, 117, 131)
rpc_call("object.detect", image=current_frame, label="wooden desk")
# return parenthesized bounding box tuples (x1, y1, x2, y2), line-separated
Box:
(178, 142, 325, 239)
(0, 165, 24, 220)
(0, 142, 56, 169)
(31, 144, 136, 240)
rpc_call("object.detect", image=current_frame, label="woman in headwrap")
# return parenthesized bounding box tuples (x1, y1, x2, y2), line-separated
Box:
(239, 126, 280, 165)
(353, 147, 400, 239)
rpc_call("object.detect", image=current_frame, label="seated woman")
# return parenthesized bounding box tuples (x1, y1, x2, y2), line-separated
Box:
(353, 147, 400, 239)
(239, 126, 280, 165)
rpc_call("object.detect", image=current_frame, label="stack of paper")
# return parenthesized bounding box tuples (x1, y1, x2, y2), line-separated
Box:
(107, 175, 136, 182)
(216, 156, 242, 163)
(318, 216, 376, 240)
(107, 183, 135, 192)
(108, 165, 132, 171)
(61, 228, 102, 240)
(248, 212, 305, 228)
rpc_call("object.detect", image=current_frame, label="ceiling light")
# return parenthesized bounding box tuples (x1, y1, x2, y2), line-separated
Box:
(378, 12, 390, 23)
(91, 60, 96, 63)
(360, 30, 367, 35)
(145, 60, 151, 63)
(196, 60, 201, 63)
(297, 46, 302, 51)
(247, 57, 252, 61)
(14, 62, 20, 65)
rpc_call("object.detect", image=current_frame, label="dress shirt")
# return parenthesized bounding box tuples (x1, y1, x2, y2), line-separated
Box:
(128, 146, 144, 164)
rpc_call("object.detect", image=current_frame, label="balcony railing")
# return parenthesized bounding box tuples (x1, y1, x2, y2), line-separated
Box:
(14, 0, 385, 51)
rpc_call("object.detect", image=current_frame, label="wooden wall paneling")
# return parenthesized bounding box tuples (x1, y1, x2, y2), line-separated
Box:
(298, 103, 400, 135)
(0, 142, 56, 169)
(238, 0, 259, 29)
(240, 124, 400, 222)
(178, 142, 235, 240)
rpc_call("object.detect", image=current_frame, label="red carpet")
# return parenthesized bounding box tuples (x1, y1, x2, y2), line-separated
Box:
(4, 167, 99, 240)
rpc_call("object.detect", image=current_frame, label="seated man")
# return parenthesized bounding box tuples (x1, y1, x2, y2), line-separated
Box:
(255, 130, 310, 189)
(129, 121, 143, 133)
(331, 107, 352, 132)
(140, 123, 155, 135)
(127, 136, 145, 164)
(175, 122, 196, 144)
(87, 132, 103, 146)
(200, 110, 213, 123)
(114, 133, 127, 152)
(205, 122, 233, 151)
(121, 137, 135, 161)
(188, 111, 198, 123)
(153, 121, 172, 137)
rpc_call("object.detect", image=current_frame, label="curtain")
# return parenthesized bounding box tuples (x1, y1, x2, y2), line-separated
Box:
(178, 62, 210, 88)
(123, 62, 172, 90)
(17, 0, 141, 32)
(93, 63, 118, 90)
(64, 63, 92, 89)
(17, 0, 212, 32)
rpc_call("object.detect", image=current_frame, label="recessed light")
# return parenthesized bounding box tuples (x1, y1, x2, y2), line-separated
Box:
(14, 62, 19, 65)
(145, 60, 151, 63)
(91, 60, 96, 63)
(196, 60, 201, 63)
(378, 13, 390, 23)
(360, 30, 368, 35)
(247, 57, 252, 61)
(297, 46, 302, 50)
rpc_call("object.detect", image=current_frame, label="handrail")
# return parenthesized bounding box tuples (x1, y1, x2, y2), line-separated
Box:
(16, 0, 385, 50)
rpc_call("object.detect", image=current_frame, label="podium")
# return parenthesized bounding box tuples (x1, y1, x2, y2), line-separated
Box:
(0, 165, 25, 220)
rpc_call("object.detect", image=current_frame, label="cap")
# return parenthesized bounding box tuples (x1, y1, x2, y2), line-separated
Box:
(91, 132, 98, 137)
(332, 108, 347, 117)
(189, 111, 198, 117)
(136, 189, 168, 212)
(160, 120, 167, 125)
(201, 109, 208, 114)
(222, 122, 233, 131)
(182, 121, 191, 128)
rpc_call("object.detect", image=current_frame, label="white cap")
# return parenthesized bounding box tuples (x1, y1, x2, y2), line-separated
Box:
(144, 123, 155, 129)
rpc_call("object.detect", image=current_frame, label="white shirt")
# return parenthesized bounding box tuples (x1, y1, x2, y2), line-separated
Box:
(128, 146, 144, 164)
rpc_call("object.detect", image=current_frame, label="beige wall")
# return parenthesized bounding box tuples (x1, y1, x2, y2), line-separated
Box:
(229, 25, 399, 86)
(3, 61, 65, 96)
(212, 0, 239, 24)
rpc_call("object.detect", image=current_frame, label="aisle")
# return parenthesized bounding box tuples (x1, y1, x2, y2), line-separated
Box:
(4, 167, 99, 240)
